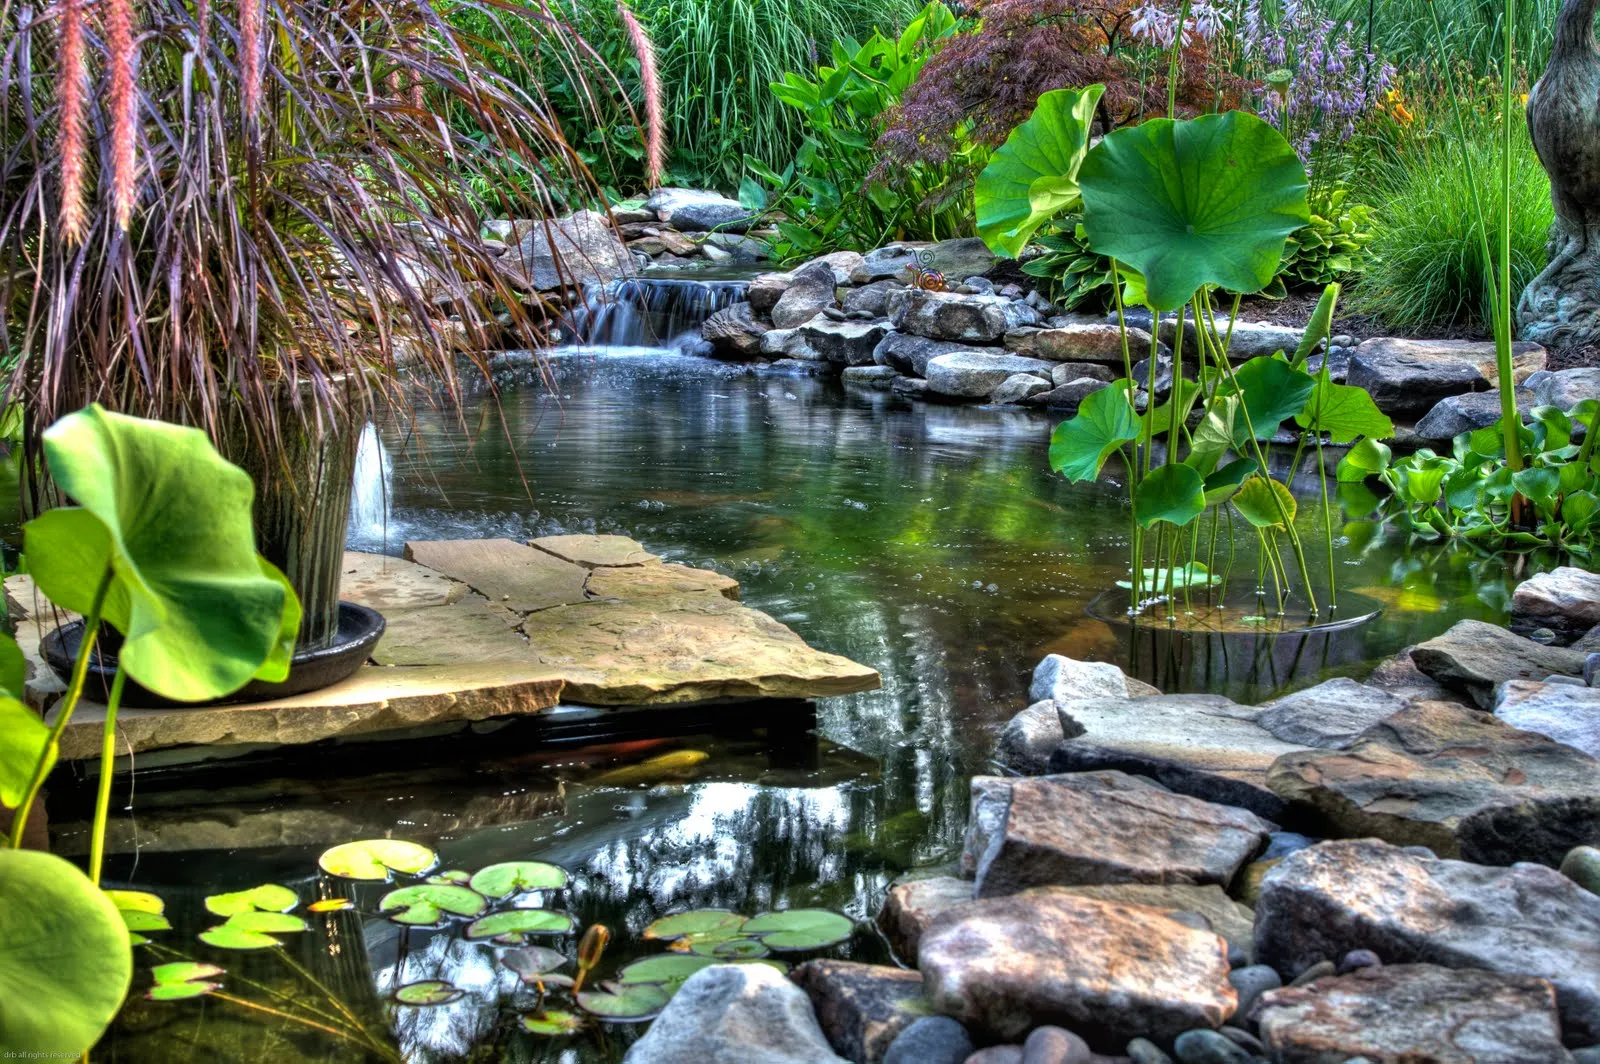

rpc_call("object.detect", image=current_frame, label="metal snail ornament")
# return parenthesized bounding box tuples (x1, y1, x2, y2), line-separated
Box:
(905, 248, 948, 291)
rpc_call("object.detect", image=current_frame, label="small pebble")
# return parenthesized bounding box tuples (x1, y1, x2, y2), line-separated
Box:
(1337, 949, 1382, 974)
(1530, 627, 1559, 645)
(1226, 945, 1251, 969)
(1290, 960, 1337, 987)
(1173, 1029, 1253, 1064)
(965, 1048, 1023, 1064)
(1126, 1038, 1173, 1064)
(1562, 846, 1600, 896)
(1227, 964, 1282, 1020)
(1023, 1025, 1093, 1064)
(1217, 1026, 1263, 1054)
(885, 1016, 976, 1064)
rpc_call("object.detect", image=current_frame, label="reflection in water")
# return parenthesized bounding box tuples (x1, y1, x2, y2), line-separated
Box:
(84, 351, 1548, 1061)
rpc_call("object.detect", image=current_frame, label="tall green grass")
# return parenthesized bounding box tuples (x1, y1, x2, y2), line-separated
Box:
(1321, 0, 1560, 75)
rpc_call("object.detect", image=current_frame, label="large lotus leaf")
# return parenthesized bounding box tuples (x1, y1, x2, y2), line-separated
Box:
(975, 85, 1106, 258)
(0, 695, 50, 809)
(1336, 438, 1391, 482)
(1133, 464, 1207, 529)
(379, 885, 488, 926)
(1049, 385, 1141, 483)
(1232, 476, 1297, 531)
(740, 909, 855, 951)
(1184, 396, 1239, 476)
(0, 633, 24, 699)
(1226, 357, 1316, 444)
(28, 405, 297, 701)
(319, 839, 437, 881)
(0, 849, 133, 1055)
(464, 908, 576, 943)
(1295, 379, 1394, 443)
(1079, 112, 1310, 310)
(1203, 458, 1258, 505)
(469, 861, 568, 899)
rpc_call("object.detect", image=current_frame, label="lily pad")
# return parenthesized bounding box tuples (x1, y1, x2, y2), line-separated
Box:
(307, 898, 354, 913)
(147, 962, 224, 1001)
(689, 937, 771, 959)
(520, 1009, 585, 1036)
(378, 884, 488, 926)
(464, 908, 576, 944)
(426, 870, 472, 886)
(501, 946, 569, 982)
(220, 911, 308, 935)
(740, 909, 855, 951)
(205, 883, 299, 916)
(642, 909, 747, 942)
(318, 839, 437, 881)
(577, 983, 671, 1022)
(393, 980, 465, 1006)
(108, 890, 165, 915)
(119, 909, 173, 933)
(468, 861, 568, 899)
(198, 925, 282, 950)
(616, 954, 718, 986)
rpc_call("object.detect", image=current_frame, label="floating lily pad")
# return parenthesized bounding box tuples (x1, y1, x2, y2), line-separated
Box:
(318, 839, 437, 881)
(519, 1009, 585, 1036)
(426, 870, 472, 886)
(107, 890, 165, 915)
(689, 937, 770, 960)
(577, 983, 670, 1022)
(393, 980, 465, 1006)
(464, 908, 576, 944)
(468, 861, 568, 899)
(220, 911, 308, 935)
(119, 909, 172, 933)
(378, 884, 488, 926)
(615, 954, 718, 986)
(642, 909, 746, 942)
(205, 884, 298, 916)
(147, 962, 224, 1001)
(740, 909, 854, 951)
(307, 898, 354, 913)
(501, 946, 569, 982)
(199, 925, 281, 950)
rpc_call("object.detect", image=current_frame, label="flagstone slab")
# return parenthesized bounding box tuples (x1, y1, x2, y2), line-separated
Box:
(587, 562, 741, 601)
(403, 537, 590, 612)
(530, 533, 660, 568)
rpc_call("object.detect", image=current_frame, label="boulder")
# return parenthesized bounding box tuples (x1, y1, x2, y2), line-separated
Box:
(760, 328, 800, 358)
(1412, 389, 1535, 443)
(703, 302, 769, 359)
(1410, 619, 1586, 707)
(969, 770, 1273, 897)
(890, 289, 1043, 344)
(1255, 963, 1571, 1064)
(1052, 883, 1256, 959)
(918, 891, 1236, 1047)
(843, 280, 907, 318)
(498, 210, 633, 292)
(1160, 317, 1303, 361)
(1344, 337, 1546, 418)
(874, 333, 990, 378)
(803, 250, 866, 285)
(878, 874, 972, 962)
(771, 261, 839, 328)
(1495, 680, 1600, 759)
(1267, 699, 1600, 865)
(1513, 567, 1600, 639)
(1251, 678, 1414, 749)
(925, 352, 1056, 399)
(989, 374, 1052, 405)
(645, 187, 755, 233)
(851, 238, 999, 285)
(1049, 362, 1117, 386)
(883, 1016, 975, 1064)
(1031, 653, 1142, 703)
(748, 272, 794, 314)
(1252, 838, 1600, 1044)
(1023, 379, 1111, 412)
(1532, 366, 1600, 410)
(1366, 648, 1465, 704)
(851, 242, 935, 284)
(790, 960, 930, 1064)
(792, 320, 893, 366)
(622, 962, 848, 1063)
(704, 232, 770, 261)
(996, 700, 1073, 776)
(1004, 323, 1152, 365)
(842, 365, 898, 388)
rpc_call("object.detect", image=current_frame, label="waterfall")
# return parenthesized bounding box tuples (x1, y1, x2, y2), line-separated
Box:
(347, 422, 393, 545)
(567, 276, 750, 351)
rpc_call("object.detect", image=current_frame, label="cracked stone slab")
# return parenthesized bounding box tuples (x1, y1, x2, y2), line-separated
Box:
(586, 562, 740, 601)
(404, 537, 590, 612)
(372, 595, 529, 666)
(529, 534, 661, 569)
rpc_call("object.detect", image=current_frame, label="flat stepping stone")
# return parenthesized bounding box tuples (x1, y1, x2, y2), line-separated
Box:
(1345, 337, 1545, 418)
(404, 538, 588, 612)
(372, 596, 528, 666)
(337, 551, 463, 609)
(529, 534, 660, 569)
(586, 562, 739, 601)
(1053, 884, 1255, 959)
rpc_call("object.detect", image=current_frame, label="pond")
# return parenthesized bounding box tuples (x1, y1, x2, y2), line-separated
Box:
(77, 347, 1542, 1061)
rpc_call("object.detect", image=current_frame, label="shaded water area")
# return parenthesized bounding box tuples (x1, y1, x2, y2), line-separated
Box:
(78, 348, 1550, 1061)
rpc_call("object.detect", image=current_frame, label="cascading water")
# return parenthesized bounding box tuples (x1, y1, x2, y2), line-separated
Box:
(567, 274, 751, 352)
(347, 422, 393, 547)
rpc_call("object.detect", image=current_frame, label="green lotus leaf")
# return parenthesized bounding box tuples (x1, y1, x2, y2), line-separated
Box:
(318, 839, 437, 881)
(975, 85, 1106, 258)
(378, 885, 488, 926)
(1226, 357, 1316, 443)
(1232, 476, 1298, 531)
(1203, 458, 1258, 505)
(0, 632, 23, 699)
(147, 962, 224, 1001)
(690, 937, 771, 959)
(1049, 384, 1141, 483)
(205, 883, 299, 917)
(1079, 111, 1310, 310)
(468, 861, 568, 899)
(616, 954, 718, 986)
(464, 908, 576, 944)
(1133, 464, 1207, 529)
(393, 980, 465, 1006)
(1336, 437, 1392, 482)
(220, 912, 308, 935)
(0, 695, 50, 809)
(1185, 396, 1239, 476)
(642, 910, 747, 942)
(198, 925, 282, 950)
(501, 946, 569, 982)
(0, 850, 133, 1056)
(27, 405, 299, 701)
(519, 1009, 585, 1036)
(1295, 379, 1394, 443)
(740, 908, 855, 951)
(577, 983, 671, 1022)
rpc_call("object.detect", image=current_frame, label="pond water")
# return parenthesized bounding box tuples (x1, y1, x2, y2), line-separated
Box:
(79, 348, 1547, 1061)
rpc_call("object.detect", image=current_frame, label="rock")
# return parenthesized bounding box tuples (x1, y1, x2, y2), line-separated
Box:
(969, 771, 1272, 896)
(1514, 567, 1600, 639)
(925, 352, 1056, 399)
(1338, 949, 1382, 974)
(1030, 654, 1137, 703)
(1227, 964, 1282, 1021)
(893, 375, 934, 398)
(748, 272, 794, 314)
(790, 960, 929, 1064)
(1413, 388, 1536, 442)
(792, 319, 893, 366)
(843, 365, 899, 388)
(771, 261, 839, 328)
(873, 333, 985, 377)
(701, 243, 734, 264)
(645, 188, 755, 233)
(1254, 963, 1571, 1064)
(852, 238, 999, 285)
(919, 891, 1236, 1047)
(844, 280, 907, 318)
(1411, 619, 1587, 708)
(1253, 837, 1600, 1042)
(1288, 959, 1336, 987)
(890, 289, 1044, 344)
(1532, 366, 1600, 410)
(528, 534, 659, 569)
(1050, 362, 1117, 386)
(997, 700, 1073, 775)
(852, 242, 935, 284)
(657, 229, 700, 257)
(703, 302, 770, 359)
(799, 250, 866, 285)
(1052, 884, 1256, 958)
(404, 538, 590, 612)
(1366, 649, 1460, 703)
(1025, 379, 1112, 412)
(585, 562, 740, 601)
(967, 1049, 1024, 1064)
(878, 874, 972, 961)
(1302, 344, 1352, 382)
(1023, 1026, 1093, 1064)
(1563, 845, 1600, 895)
(1344, 337, 1546, 418)
(1495, 680, 1600, 758)
(990, 374, 1052, 405)
(622, 962, 848, 1063)
(1171, 1029, 1252, 1064)
(1160, 318, 1303, 361)
(1251, 678, 1414, 749)
(498, 210, 633, 292)
(883, 1016, 975, 1064)
(1127, 1039, 1174, 1064)
(1005, 323, 1153, 365)
(704, 232, 770, 261)
(1267, 699, 1600, 865)
(1050, 695, 1308, 819)
(758, 328, 799, 358)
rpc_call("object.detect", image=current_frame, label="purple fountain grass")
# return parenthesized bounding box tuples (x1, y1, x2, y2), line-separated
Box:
(616, 0, 666, 188)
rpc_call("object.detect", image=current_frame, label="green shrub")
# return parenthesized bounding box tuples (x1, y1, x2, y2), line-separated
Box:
(1352, 118, 1552, 333)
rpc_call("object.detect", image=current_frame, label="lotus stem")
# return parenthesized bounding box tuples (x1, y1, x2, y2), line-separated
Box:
(88, 668, 127, 885)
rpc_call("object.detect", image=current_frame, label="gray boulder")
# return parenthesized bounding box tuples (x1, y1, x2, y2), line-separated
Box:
(622, 962, 847, 1063)
(1252, 678, 1414, 749)
(850, 238, 998, 285)
(703, 232, 771, 261)
(890, 289, 1043, 344)
(1160, 317, 1303, 360)
(1031, 653, 1138, 703)
(989, 373, 1052, 405)
(1412, 389, 1535, 443)
(878, 874, 972, 962)
(1411, 619, 1586, 707)
(1345, 337, 1546, 418)
(748, 271, 793, 314)
(1006, 323, 1151, 365)
(1050, 361, 1116, 386)
(1532, 366, 1600, 410)
(792, 319, 892, 365)
(873, 333, 988, 378)
(791, 960, 929, 1064)
(1023, 379, 1111, 413)
(1495, 680, 1600, 759)
(1513, 567, 1600, 639)
(924, 352, 1055, 399)
(771, 261, 838, 329)
(842, 365, 898, 388)
(645, 187, 755, 233)
(843, 280, 906, 318)
(702, 302, 769, 360)
(498, 210, 633, 292)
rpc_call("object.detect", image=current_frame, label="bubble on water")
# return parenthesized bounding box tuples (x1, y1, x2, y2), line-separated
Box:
(986, 583, 999, 593)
